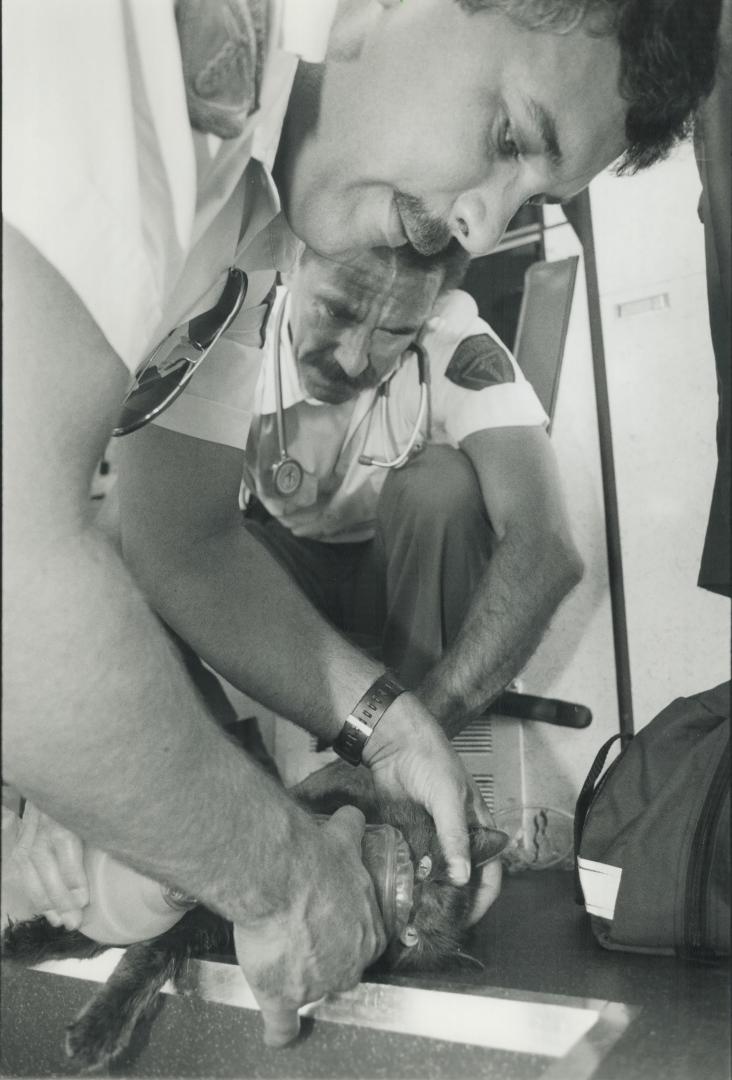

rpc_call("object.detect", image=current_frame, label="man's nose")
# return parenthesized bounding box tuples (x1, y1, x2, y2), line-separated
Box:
(448, 190, 512, 257)
(333, 329, 370, 377)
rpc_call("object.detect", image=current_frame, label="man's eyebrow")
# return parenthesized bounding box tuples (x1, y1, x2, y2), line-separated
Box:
(526, 97, 563, 167)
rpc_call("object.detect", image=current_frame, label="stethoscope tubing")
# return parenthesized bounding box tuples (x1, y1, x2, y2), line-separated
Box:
(359, 380, 427, 469)
(272, 294, 291, 461)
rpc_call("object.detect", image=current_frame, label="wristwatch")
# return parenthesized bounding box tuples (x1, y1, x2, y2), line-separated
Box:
(333, 671, 406, 766)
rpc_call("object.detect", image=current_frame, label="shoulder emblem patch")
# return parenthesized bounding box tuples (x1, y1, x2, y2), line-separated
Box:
(445, 334, 515, 390)
(177, 0, 267, 138)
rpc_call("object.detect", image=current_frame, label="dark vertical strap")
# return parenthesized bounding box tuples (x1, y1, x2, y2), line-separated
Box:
(565, 192, 635, 747)
(574, 734, 623, 903)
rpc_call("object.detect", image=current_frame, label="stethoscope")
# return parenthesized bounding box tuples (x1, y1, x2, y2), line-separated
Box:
(270, 290, 428, 498)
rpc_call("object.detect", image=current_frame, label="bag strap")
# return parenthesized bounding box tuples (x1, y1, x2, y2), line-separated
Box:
(574, 734, 622, 904)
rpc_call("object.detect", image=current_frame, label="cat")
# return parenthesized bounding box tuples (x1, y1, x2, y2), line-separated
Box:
(2, 751, 506, 1073)
(292, 758, 506, 972)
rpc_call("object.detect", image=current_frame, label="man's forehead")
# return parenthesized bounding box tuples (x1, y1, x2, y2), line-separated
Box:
(308, 249, 441, 304)
(510, 19, 626, 187)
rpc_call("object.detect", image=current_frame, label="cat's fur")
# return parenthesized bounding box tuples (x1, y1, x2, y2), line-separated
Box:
(2, 751, 505, 1073)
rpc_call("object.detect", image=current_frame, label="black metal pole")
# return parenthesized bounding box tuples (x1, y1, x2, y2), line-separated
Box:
(565, 190, 635, 743)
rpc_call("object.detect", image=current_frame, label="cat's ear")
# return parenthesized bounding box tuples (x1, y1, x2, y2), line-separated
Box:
(469, 826, 509, 867)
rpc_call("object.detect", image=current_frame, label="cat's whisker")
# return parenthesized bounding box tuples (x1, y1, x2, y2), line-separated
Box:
(455, 948, 485, 971)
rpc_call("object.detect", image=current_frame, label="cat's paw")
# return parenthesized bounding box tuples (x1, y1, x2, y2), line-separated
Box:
(65, 994, 155, 1073)
(65, 1010, 118, 1073)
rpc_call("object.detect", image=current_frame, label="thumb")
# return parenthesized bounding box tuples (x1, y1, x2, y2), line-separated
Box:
(258, 998, 301, 1048)
(323, 804, 367, 847)
(430, 801, 472, 886)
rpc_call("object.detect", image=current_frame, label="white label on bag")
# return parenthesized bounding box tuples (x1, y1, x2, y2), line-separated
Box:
(577, 857, 622, 920)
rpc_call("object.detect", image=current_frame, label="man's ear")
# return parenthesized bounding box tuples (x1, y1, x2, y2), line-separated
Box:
(469, 826, 510, 867)
(327, 0, 399, 62)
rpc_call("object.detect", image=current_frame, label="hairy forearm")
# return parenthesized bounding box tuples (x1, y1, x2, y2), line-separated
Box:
(122, 519, 381, 743)
(4, 524, 317, 922)
(416, 528, 583, 736)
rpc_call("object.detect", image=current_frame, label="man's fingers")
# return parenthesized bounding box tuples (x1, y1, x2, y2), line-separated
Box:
(51, 826, 88, 903)
(326, 803, 387, 951)
(11, 856, 78, 929)
(26, 848, 84, 928)
(13, 805, 89, 924)
(15, 858, 53, 916)
(257, 998, 301, 1048)
(430, 797, 472, 885)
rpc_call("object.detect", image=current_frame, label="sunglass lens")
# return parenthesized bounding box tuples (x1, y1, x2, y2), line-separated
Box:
(188, 268, 247, 348)
(113, 268, 247, 436)
(113, 358, 194, 436)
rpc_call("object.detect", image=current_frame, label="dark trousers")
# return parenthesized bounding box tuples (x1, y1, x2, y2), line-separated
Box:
(244, 446, 496, 689)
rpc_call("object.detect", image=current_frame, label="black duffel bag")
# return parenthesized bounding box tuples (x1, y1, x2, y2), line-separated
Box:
(575, 681, 730, 958)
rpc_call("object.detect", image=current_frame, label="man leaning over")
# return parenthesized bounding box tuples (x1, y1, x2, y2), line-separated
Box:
(3, 0, 723, 1047)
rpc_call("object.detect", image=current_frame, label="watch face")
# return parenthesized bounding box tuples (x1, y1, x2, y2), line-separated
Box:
(273, 457, 303, 496)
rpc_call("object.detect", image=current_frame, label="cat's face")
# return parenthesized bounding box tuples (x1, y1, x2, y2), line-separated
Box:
(291, 762, 507, 972)
(368, 797, 505, 972)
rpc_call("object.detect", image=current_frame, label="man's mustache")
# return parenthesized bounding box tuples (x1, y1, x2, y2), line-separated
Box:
(298, 349, 381, 396)
(393, 192, 454, 256)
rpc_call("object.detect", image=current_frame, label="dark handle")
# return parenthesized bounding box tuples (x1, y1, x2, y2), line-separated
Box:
(489, 691, 592, 728)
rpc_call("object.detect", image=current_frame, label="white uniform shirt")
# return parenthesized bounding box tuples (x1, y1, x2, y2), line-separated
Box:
(3, 0, 336, 441)
(243, 287, 549, 542)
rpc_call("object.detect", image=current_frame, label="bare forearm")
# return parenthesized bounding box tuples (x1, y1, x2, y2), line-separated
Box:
(4, 525, 316, 922)
(122, 520, 381, 743)
(416, 530, 583, 736)
(116, 441, 491, 889)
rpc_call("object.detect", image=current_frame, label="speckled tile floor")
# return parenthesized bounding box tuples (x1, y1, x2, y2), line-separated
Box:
(2, 873, 729, 1080)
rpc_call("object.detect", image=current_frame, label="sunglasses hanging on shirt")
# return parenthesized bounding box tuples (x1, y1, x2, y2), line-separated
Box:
(113, 268, 250, 437)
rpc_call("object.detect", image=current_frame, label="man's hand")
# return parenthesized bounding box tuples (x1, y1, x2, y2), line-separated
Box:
(10, 803, 89, 930)
(234, 806, 387, 1047)
(362, 692, 492, 885)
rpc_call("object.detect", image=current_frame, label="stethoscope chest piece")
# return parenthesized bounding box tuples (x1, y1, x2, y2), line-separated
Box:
(272, 456, 303, 497)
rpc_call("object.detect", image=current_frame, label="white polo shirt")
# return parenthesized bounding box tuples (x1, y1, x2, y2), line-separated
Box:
(3, 0, 336, 412)
(242, 287, 549, 543)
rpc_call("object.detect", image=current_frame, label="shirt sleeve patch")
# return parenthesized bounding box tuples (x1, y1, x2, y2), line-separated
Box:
(445, 334, 516, 390)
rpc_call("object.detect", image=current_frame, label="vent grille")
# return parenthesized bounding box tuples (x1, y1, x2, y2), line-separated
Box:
(471, 773, 495, 811)
(452, 716, 493, 754)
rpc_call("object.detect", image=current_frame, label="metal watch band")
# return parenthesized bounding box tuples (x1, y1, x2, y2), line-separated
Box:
(333, 672, 406, 766)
